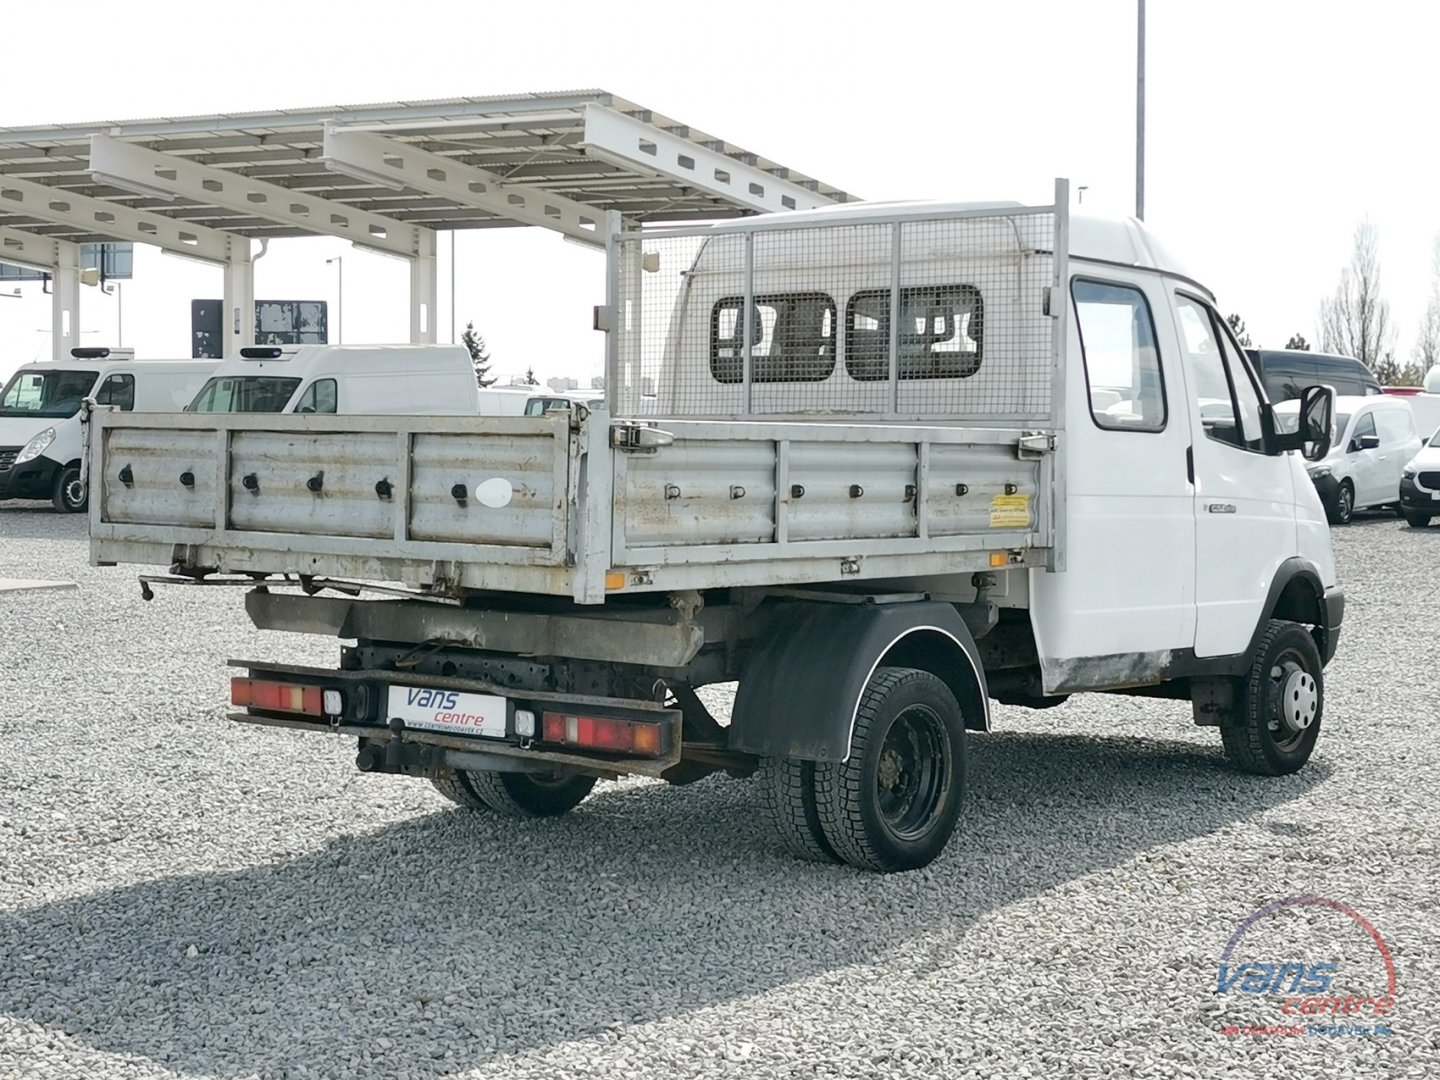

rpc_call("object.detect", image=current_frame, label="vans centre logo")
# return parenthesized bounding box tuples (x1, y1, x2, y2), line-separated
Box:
(1216, 896, 1398, 1037)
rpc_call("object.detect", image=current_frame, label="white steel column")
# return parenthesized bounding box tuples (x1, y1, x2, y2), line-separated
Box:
(410, 228, 437, 343)
(50, 238, 83, 361)
(222, 236, 254, 355)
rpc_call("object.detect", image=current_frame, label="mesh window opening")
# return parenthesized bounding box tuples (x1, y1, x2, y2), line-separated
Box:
(709, 293, 837, 384)
(845, 285, 984, 382)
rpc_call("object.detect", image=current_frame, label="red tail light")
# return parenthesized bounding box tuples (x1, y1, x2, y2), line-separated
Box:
(232, 677, 323, 716)
(540, 711, 670, 757)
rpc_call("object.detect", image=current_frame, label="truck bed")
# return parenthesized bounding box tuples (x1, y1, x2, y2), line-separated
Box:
(88, 409, 1057, 603)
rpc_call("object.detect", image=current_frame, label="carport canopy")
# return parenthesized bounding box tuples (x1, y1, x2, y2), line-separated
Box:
(0, 90, 856, 359)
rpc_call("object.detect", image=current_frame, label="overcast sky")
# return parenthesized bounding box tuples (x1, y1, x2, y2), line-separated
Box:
(3, 0, 1439, 384)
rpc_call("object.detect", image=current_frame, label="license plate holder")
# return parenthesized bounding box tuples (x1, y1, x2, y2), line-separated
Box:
(386, 685, 508, 739)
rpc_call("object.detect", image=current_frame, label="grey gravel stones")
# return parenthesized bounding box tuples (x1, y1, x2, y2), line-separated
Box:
(0, 505, 1435, 1078)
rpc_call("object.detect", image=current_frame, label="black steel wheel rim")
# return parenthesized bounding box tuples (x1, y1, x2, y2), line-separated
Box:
(874, 704, 950, 840)
(63, 476, 85, 509)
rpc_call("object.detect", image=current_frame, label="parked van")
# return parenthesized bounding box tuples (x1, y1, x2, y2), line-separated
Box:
(0, 348, 218, 512)
(1248, 348, 1382, 402)
(187, 344, 480, 415)
(476, 386, 541, 416)
(1279, 394, 1422, 523)
(1380, 387, 1440, 444)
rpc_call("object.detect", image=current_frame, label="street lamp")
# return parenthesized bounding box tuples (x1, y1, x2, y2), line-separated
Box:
(326, 256, 343, 343)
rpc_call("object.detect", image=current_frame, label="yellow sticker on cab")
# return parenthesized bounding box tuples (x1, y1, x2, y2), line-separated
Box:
(989, 493, 1031, 528)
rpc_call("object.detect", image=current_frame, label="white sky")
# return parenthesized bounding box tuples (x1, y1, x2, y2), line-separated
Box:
(3, 0, 1440, 384)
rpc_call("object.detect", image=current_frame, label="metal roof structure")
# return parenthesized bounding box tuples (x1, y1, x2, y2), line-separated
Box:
(0, 90, 857, 358)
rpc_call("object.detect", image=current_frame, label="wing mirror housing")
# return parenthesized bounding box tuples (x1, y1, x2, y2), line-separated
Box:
(1271, 384, 1336, 461)
(1356, 433, 1380, 451)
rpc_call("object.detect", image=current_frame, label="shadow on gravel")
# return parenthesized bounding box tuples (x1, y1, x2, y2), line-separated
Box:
(0, 731, 1328, 1076)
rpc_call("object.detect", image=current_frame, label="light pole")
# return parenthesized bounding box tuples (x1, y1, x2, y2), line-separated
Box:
(1136, 0, 1146, 221)
(326, 256, 343, 343)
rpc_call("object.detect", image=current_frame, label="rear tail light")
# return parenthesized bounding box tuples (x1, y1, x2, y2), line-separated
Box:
(232, 677, 323, 716)
(540, 711, 670, 757)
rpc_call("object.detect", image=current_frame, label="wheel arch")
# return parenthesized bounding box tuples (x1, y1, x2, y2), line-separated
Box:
(1251, 557, 1339, 668)
(730, 601, 989, 765)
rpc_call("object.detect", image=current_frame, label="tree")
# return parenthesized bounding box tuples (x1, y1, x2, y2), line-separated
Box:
(523, 366, 539, 386)
(1285, 333, 1311, 351)
(461, 321, 494, 387)
(1318, 219, 1394, 369)
(1413, 235, 1440, 378)
(1225, 313, 1254, 348)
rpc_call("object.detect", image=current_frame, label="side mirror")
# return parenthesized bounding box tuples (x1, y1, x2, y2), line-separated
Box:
(1273, 384, 1335, 460)
(1357, 434, 1380, 451)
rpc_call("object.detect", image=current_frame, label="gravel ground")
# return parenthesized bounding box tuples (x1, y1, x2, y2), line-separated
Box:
(0, 502, 1436, 1079)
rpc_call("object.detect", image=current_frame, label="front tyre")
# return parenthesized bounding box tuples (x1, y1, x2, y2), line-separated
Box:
(1327, 481, 1354, 525)
(52, 465, 87, 514)
(1219, 620, 1323, 776)
(431, 769, 596, 817)
(1403, 509, 1432, 528)
(813, 667, 967, 872)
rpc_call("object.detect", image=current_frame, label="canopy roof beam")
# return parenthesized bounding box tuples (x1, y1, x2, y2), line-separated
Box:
(577, 104, 834, 215)
(89, 133, 431, 260)
(0, 173, 235, 263)
(321, 127, 605, 247)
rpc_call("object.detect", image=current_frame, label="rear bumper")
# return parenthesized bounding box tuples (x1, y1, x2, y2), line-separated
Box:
(1319, 586, 1345, 666)
(0, 454, 61, 500)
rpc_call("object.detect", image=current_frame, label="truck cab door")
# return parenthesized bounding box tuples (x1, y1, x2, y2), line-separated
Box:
(1170, 291, 1296, 659)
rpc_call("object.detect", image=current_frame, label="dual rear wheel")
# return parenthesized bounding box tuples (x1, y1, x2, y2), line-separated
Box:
(431, 769, 596, 817)
(760, 667, 967, 873)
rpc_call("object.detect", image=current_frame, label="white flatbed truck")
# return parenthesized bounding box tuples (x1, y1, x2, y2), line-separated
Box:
(89, 183, 1345, 871)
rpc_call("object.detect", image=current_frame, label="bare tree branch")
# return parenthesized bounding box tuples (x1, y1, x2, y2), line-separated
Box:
(1319, 219, 1395, 368)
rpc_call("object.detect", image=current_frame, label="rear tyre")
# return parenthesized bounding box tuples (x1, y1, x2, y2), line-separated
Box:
(431, 769, 596, 817)
(1404, 509, 1432, 528)
(51, 465, 87, 514)
(757, 756, 838, 863)
(1327, 481, 1354, 525)
(1219, 620, 1323, 776)
(813, 667, 967, 873)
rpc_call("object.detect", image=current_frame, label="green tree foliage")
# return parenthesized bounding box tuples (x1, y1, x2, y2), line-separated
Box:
(1225, 313, 1253, 348)
(461, 321, 494, 387)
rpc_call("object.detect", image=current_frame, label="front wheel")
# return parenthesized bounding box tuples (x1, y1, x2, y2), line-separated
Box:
(1404, 509, 1432, 528)
(1327, 481, 1354, 525)
(52, 465, 87, 514)
(1219, 620, 1323, 776)
(812, 667, 967, 872)
(431, 769, 596, 817)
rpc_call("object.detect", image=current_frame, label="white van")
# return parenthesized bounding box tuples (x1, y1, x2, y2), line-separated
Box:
(475, 386, 540, 416)
(0, 348, 218, 512)
(1280, 395, 1423, 523)
(187, 344, 480, 416)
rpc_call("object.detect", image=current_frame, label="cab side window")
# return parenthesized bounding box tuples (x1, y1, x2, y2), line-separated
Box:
(1071, 279, 1166, 431)
(294, 378, 337, 414)
(1174, 296, 1264, 452)
(96, 373, 135, 411)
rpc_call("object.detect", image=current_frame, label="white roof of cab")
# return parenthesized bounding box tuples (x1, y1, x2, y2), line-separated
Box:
(695, 199, 1203, 291)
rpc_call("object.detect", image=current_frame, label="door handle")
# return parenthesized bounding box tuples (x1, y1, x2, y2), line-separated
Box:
(1205, 503, 1237, 514)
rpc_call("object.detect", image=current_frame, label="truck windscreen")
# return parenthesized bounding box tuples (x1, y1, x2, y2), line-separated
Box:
(189, 376, 302, 413)
(0, 368, 99, 418)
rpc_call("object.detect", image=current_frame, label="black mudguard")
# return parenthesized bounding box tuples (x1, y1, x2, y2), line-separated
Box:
(729, 600, 988, 763)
